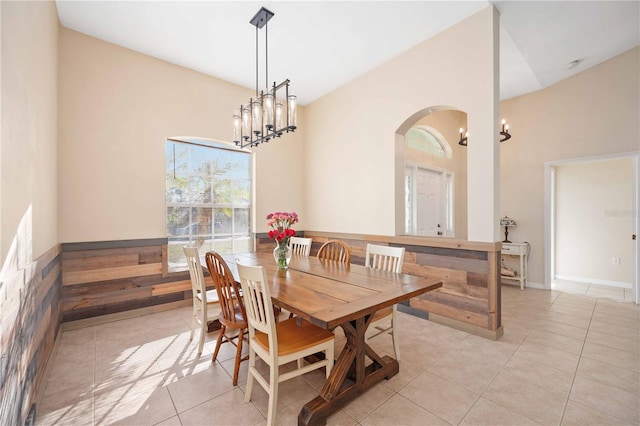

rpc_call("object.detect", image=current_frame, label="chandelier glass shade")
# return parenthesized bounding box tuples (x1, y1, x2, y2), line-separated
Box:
(458, 119, 511, 146)
(233, 7, 297, 149)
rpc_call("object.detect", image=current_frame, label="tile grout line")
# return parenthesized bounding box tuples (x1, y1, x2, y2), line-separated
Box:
(556, 293, 596, 426)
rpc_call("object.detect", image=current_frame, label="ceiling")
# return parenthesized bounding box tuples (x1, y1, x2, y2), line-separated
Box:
(55, 1, 640, 105)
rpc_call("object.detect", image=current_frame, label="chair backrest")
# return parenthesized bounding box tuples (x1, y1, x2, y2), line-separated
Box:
(288, 236, 312, 256)
(184, 246, 208, 303)
(205, 251, 247, 326)
(236, 261, 277, 351)
(317, 240, 351, 264)
(365, 244, 405, 273)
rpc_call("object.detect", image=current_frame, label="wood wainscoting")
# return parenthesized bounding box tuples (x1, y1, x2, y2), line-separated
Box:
(60, 239, 194, 324)
(60, 235, 501, 339)
(258, 232, 503, 339)
(0, 244, 61, 426)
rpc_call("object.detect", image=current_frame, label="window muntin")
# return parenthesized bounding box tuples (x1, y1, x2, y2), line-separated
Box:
(166, 140, 252, 270)
(406, 127, 446, 157)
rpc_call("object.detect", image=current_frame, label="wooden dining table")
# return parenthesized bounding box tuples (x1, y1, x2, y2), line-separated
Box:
(225, 251, 442, 426)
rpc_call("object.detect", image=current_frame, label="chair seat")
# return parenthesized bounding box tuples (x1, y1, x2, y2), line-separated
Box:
(371, 306, 393, 323)
(218, 306, 248, 329)
(196, 289, 219, 304)
(255, 318, 334, 356)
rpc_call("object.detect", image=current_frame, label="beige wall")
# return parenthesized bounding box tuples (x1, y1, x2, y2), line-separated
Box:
(555, 158, 633, 286)
(1, 2, 60, 424)
(500, 46, 640, 285)
(304, 7, 499, 241)
(1, 0, 58, 264)
(58, 29, 306, 242)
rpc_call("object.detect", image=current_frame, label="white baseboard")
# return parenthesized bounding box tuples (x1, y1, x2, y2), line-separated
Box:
(555, 274, 632, 289)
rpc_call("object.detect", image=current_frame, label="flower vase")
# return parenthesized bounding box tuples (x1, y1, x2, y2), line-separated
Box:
(273, 241, 292, 270)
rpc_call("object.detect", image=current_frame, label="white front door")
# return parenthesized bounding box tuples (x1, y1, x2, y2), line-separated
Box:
(416, 168, 441, 236)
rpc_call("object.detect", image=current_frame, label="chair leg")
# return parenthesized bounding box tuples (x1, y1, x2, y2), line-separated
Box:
(211, 326, 226, 362)
(244, 349, 255, 403)
(197, 319, 207, 355)
(189, 307, 197, 341)
(232, 328, 244, 386)
(266, 364, 278, 426)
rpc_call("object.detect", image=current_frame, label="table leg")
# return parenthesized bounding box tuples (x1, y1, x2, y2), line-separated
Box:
(298, 315, 399, 426)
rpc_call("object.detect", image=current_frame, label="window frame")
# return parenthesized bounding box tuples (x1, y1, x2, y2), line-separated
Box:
(165, 138, 253, 272)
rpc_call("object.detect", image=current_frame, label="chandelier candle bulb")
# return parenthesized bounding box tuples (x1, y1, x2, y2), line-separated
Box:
(241, 106, 251, 141)
(251, 100, 262, 135)
(263, 93, 274, 129)
(288, 95, 297, 129)
(233, 110, 242, 142)
(275, 102, 284, 134)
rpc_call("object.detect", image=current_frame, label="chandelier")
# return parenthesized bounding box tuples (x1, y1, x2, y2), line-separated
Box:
(233, 7, 297, 149)
(458, 119, 511, 146)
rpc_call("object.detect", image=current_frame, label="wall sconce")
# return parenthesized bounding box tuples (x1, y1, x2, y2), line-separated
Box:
(459, 119, 512, 146)
(500, 216, 517, 243)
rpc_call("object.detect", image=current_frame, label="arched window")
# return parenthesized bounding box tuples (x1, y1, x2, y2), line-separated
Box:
(405, 127, 452, 159)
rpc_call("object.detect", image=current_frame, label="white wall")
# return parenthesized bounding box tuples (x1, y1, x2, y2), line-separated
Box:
(555, 158, 633, 286)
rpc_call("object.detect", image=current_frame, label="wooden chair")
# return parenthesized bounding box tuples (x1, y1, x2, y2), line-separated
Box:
(183, 246, 220, 355)
(205, 251, 248, 386)
(364, 244, 405, 361)
(288, 236, 312, 256)
(236, 261, 335, 426)
(317, 240, 351, 263)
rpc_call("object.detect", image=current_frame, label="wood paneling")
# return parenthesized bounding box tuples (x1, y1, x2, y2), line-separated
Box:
(303, 231, 502, 335)
(59, 233, 501, 339)
(60, 239, 201, 324)
(0, 245, 61, 426)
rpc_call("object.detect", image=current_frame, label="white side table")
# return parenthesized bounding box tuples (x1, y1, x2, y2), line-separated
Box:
(501, 242, 528, 290)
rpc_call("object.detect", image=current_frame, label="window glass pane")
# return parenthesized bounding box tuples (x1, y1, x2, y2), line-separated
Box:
(234, 235, 253, 252)
(405, 172, 412, 234)
(189, 175, 212, 203)
(234, 208, 250, 234)
(406, 128, 445, 157)
(167, 207, 190, 236)
(191, 207, 212, 235)
(166, 140, 252, 270)
(213, 236, 233, 253)
(213, 179, 232, 204)
(214, 208, 232, 234)
(233, 180, 251, 205)
(166, 143, 189, 177)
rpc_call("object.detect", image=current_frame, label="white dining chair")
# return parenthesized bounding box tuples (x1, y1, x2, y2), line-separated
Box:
(365, 243, 405, 361)
(288, 236, 312, 256)
(236, 260, 334, 426)
(183, 246, 220, 355)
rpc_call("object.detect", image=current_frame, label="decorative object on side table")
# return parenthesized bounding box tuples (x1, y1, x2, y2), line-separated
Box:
(500, 216, 517, 243)
(267, 211, 299, 270)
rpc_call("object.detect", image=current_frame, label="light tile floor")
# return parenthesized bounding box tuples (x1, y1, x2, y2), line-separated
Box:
(37, 285, 639, 426)
(552, 279, 635, 303)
